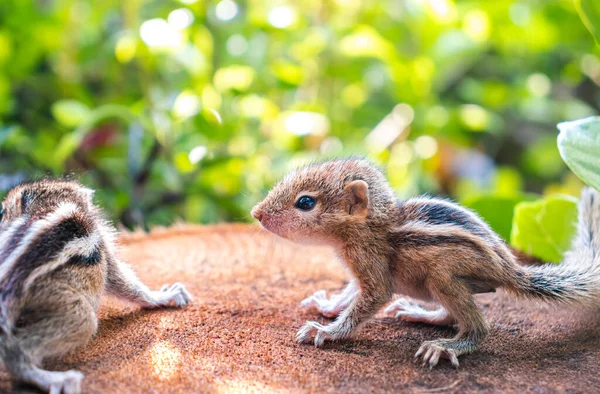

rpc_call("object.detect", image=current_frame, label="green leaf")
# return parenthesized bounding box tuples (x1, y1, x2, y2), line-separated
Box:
(557, 116, 600, 191)
(575, 0, 600, 45)
(51, 100, 91, 128)
(463, 193, 538, 241)
(510, 195, 579, 263)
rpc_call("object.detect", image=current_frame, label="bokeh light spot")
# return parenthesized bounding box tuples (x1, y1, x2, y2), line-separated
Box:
(341, 84, 367, 108)
(215, 0, 238, 21)
(283, 112, 329, 136)
(214, 65, 255, 91)
(173, 91, 201, 119)
(140, 18, 183, 49)
(189, 145, 208, 164)
(268, 6, 296, 29)
(226, 34, 248, 56)
(581, 54, 600, 82)
(426, 0, 457, 23)
(115, 34, 136, 63)
(168, 8, 194, 30)
(463, 10, 490, 42)
(414, 136, 438, 159)
(202, 85, 222, 110)
(509, 3, 530, 27)
(390, 142, 414, 166)
(460, 104, 489, 131)
(526, 73, 551, 97)
(366, 104, 414, 153)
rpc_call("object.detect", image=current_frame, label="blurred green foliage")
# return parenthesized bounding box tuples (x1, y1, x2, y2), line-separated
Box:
(0, 0, 599, 230)
(576, 0, 600, 45)
(463, 193, 537, 241)
(511, 194, 579, 263)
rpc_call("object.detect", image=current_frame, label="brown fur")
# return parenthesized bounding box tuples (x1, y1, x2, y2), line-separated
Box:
(252, 158, 600, 368)
(0, 179, 193, 393)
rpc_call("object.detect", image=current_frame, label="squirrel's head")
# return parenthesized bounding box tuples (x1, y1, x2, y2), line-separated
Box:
(251, 158, 395, 245)
(0, 179, 94, 225)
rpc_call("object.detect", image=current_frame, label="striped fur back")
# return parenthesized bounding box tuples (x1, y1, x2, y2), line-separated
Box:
(393, 197, 511, 264)
(0, 202, 102, 328)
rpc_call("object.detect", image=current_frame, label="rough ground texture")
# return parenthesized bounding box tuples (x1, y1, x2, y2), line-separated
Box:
(2, 224, 600, 393)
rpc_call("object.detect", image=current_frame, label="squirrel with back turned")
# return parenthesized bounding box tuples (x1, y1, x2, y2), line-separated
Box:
(252, 158, 600, 368)
(0, 179, 192, 393)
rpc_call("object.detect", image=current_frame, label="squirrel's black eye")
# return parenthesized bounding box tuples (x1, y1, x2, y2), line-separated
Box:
(295, 196, 316, 211)
(0, 208, 4, 221)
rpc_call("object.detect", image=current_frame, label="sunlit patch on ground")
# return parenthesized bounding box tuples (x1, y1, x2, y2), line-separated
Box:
(159, 315, 176, 330)
(150, 340, 182, 380)
(214, 378, 285, 394)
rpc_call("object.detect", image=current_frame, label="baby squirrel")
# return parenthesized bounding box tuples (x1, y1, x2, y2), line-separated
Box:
(0, 179, 192, 393)
(252, 158, 600, 368)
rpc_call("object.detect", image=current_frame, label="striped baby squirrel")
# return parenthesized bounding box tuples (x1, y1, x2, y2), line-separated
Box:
(0, 179, 192, 394)
(251, 158, 600, 368)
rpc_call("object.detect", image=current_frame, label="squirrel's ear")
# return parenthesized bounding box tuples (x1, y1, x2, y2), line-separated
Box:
(344, 180, 369, 216)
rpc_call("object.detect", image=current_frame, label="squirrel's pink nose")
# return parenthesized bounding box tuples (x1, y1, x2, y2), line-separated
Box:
(251, 206, 263, 222)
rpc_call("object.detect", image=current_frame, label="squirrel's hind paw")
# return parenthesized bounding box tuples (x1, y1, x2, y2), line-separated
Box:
(385, 299, 454, 327)
(300, 290, 339, 318)
(384, 298, 424, 318)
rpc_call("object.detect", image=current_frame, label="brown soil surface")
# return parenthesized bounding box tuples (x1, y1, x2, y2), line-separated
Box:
(2, 224, 599, 393)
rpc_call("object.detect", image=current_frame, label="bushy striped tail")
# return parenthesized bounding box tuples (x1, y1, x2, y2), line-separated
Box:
(508, 187, 600, 306)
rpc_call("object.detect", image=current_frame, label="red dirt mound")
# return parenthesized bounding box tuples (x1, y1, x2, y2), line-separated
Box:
(1, 224, 599, 393)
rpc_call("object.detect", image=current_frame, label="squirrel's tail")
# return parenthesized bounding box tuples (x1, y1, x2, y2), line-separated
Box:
(507, 187, 600, 306)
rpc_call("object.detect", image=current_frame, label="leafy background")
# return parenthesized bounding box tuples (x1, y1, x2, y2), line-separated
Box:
(1, 0, 600, 260)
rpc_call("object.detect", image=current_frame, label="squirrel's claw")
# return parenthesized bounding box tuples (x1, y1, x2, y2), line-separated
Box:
(296, 321, 334, 346)
(415, 341, 460, 369)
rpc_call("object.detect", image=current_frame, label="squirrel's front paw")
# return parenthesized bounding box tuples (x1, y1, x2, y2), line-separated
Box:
(296, 321, 341, 347)
(150, 283, 193, 308)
